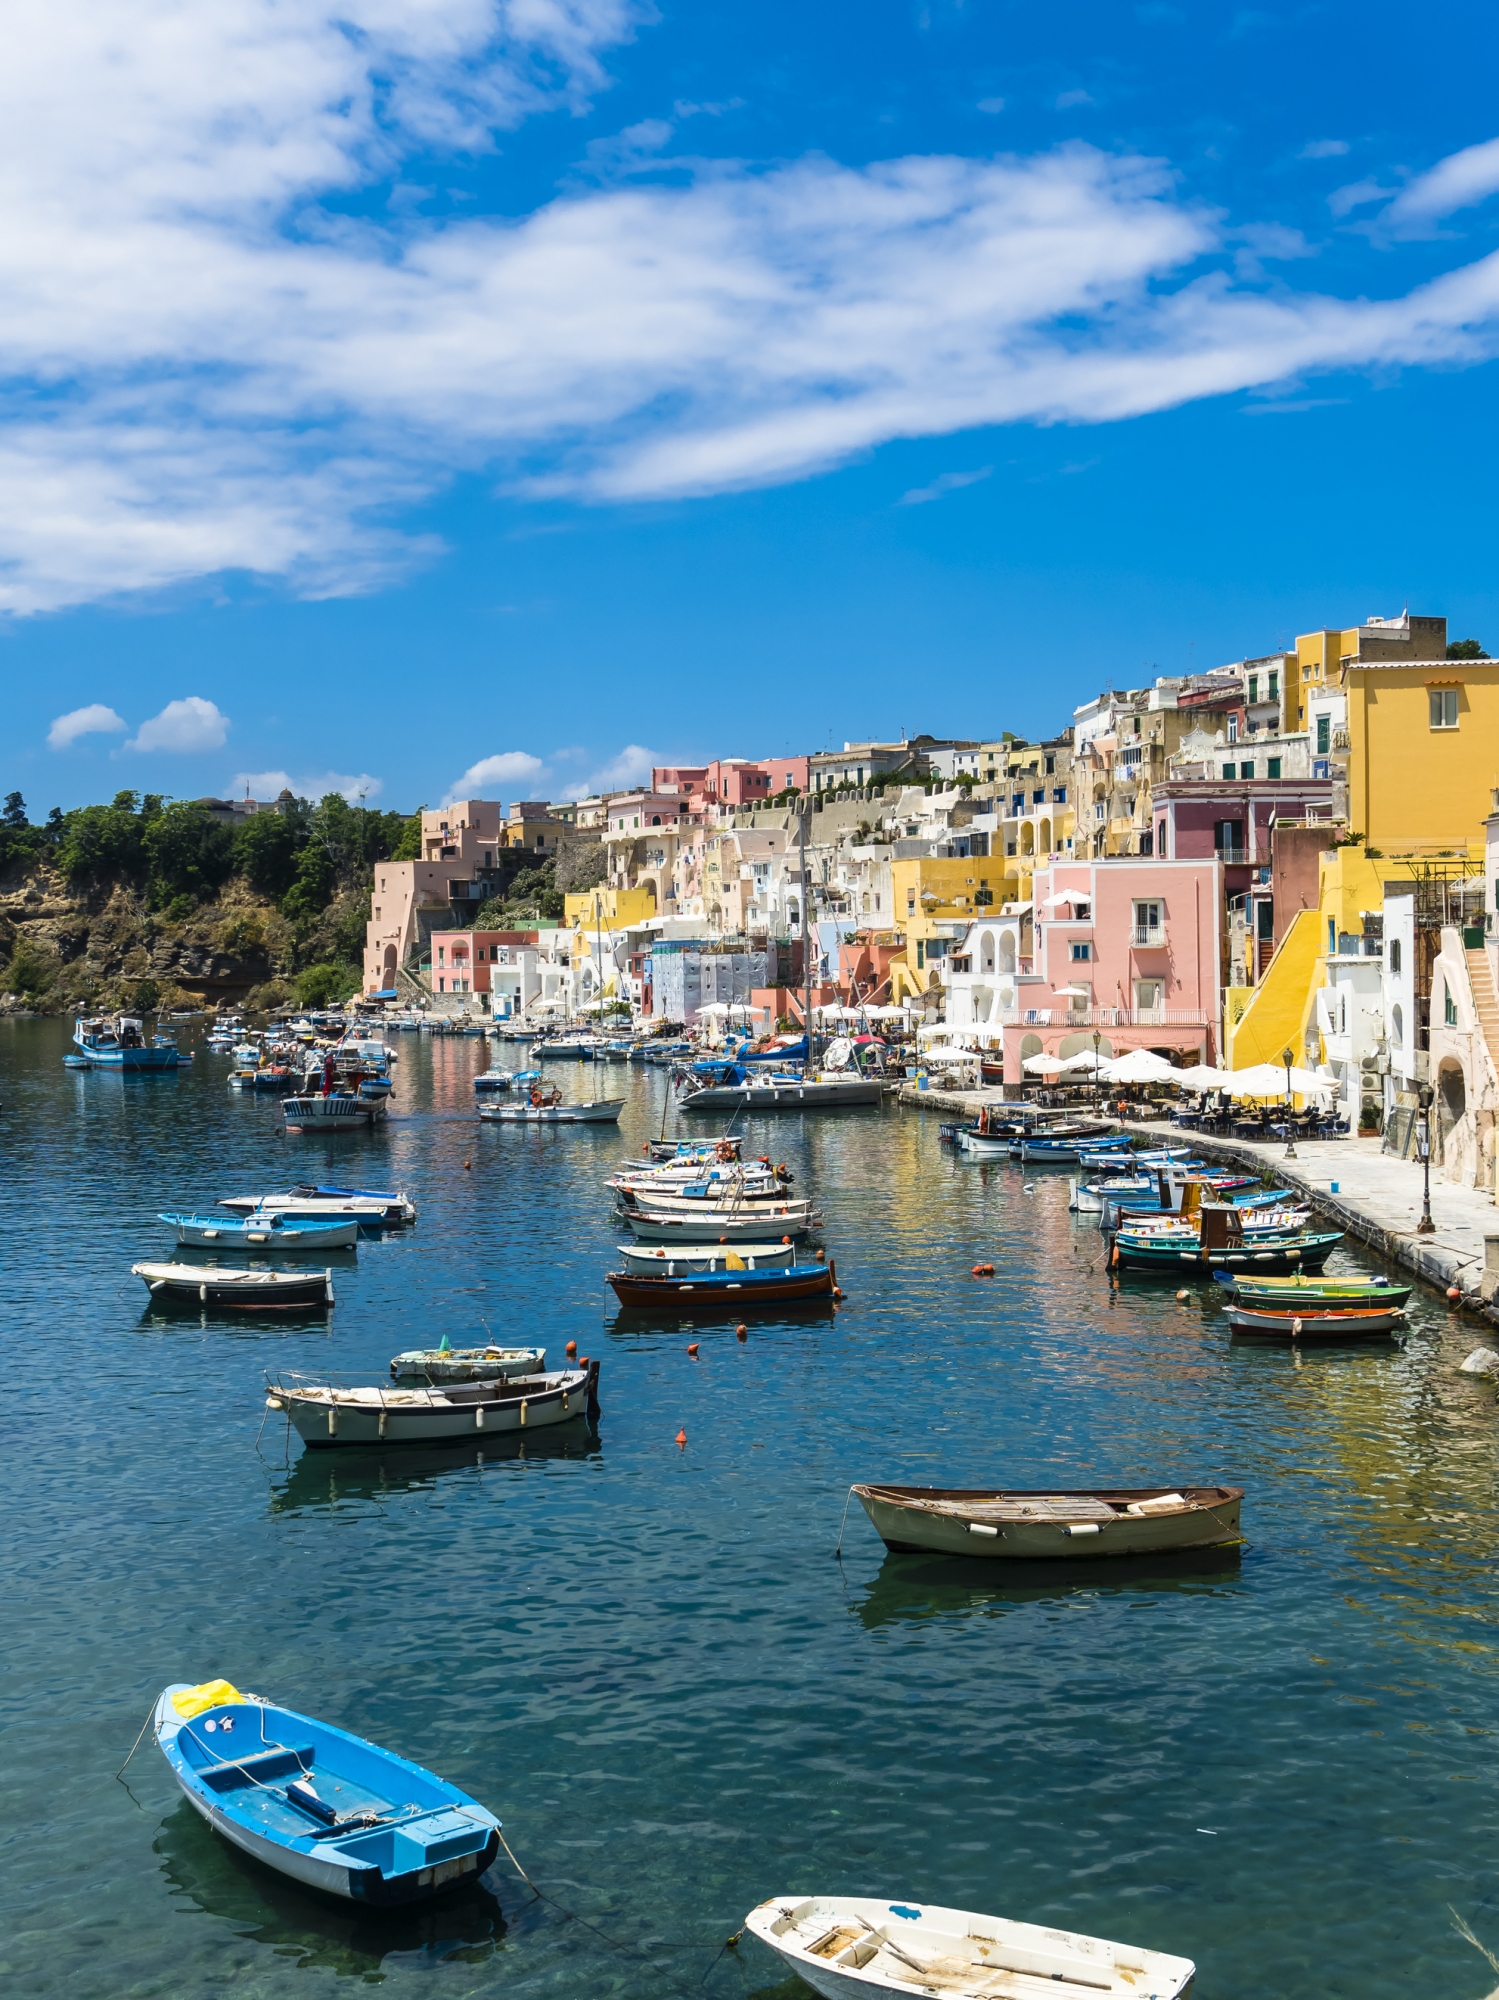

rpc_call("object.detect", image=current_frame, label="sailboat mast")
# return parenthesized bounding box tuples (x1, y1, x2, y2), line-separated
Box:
(799, 807, 813, 1071)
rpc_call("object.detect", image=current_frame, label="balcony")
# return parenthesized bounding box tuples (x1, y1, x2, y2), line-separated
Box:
(1130, 924, 1166, 947)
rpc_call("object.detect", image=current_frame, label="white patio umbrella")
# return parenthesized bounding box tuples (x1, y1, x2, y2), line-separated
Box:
(1099, 1048, 1178, 1085)
(1228, 1063, 1333, 1100)
(924, 1046, 981, 1066)
(697, 1002, 731, 1016)
(1022, 1052, 1065, 1074)
(1174, 1063, 1232, 1090)
(1058, 1050, 1108, 1074)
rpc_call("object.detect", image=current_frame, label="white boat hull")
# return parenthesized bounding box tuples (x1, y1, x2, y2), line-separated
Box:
(955, 1130, 1011, 1155)
(172, 1219, 359, 1250)
(624, 1210, 818, 1242)
(479, 1099, 624, 1123)
(274, 1367, 598, 1448)
(745, 1894, 1194, 1999)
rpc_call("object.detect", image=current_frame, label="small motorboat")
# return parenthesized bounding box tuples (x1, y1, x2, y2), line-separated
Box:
(269, 1363, 600, 1447)
(282, 1092, 386, 1131)
(389, 1344, 546, 1382)
(218, 1185, 416, 1224)
(472, 1071, 515, 1092)
(643, 1136, 743, 1161)
(70, 1014, 182, 1071)
(1223, 1301, 1407, 1340)
(607, 1260, 836, 1308)
(852, 1482, 1244, 1559)
(133, 1262, 336, 1309)
(160, 1212, 360, 1251)
(678, 1074, 882, 1112)
(479, 1097, 625, 1124)
(615, 1241, 797, 1275)
(152, 1680, 500, 1905)
(744, 1894, 1196, 1999)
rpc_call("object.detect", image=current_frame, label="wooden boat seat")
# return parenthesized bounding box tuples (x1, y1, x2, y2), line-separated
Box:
(196, 1743, 315, 1791)
(926, 1496, 1119, 1524)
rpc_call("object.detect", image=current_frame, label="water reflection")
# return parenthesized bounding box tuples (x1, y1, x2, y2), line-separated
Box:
(155, 1800, 508, 1979)
(852, 1546, 1245, 1631)
(603, 1302, 837, 1336)
(268, 1429, 603, 1513)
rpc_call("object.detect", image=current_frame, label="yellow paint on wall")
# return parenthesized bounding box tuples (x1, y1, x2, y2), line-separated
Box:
(1224, 908, 1325, 1069)
(565, 886, 657, 932)
(1345, 657, 1499, 851)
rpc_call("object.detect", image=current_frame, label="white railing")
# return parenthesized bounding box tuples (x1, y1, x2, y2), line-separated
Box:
(1131, 925, 1166, 947)
(1024, 1004, 1209, 1029)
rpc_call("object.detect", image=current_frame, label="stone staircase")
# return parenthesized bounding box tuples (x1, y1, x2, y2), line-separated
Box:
(1464, 947, 1499, 1086)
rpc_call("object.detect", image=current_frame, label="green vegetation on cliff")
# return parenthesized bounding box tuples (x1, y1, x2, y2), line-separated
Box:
(0, 788, 420, 1014)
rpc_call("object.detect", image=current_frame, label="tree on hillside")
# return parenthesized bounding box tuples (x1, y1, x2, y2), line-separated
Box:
(55, 793, 148, 884)
(143, 802, 235, 905)
(3, 793, 26, 829)
(391, 808, 424, 860)
(233, 810, 302, 897)
(1447, 638, 1489, 658)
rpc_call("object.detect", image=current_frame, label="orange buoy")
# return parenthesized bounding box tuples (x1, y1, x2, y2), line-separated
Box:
(463, 1159, 471, 1170)
(972, 1263, 995, 1277)
(814, 1249, 826, 1263)
(687, 1342, 700, 1356)
(565, 1339, 577, 1357)
(736, 1324, 747, 1340)
(833, 1288, 843, 1300)
(1447, 1285, 1462, 1303)
(1176, 1289, 1190, 1302)
(782, 1235, 791, 1245)
(675, 1428, 687, 1447)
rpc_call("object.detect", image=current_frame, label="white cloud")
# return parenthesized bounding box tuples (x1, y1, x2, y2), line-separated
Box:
(230, 768, 383, 802)
(126, 696, 230, 752)
(47, 702, 126, 749)
(444, 751, 547, 804)
(2, 11, 1499, 610)
(899, 466, 993, 505)
(1385, 136, 1499, 230)
(977, 97, 1006, 115)
(572, 744, 658, 797)
(1056, 90, 1094, 110)
(1300, 139, 1349, 161)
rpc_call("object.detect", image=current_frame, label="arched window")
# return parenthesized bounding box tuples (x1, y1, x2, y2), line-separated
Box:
(1391, 1002, 1404, 1046)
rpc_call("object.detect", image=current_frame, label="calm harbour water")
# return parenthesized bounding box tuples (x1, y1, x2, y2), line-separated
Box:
(3, 1017, 1499, 1999)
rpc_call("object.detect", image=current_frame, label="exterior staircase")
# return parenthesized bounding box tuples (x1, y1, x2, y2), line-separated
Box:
(1464, 947, 1499, 1087)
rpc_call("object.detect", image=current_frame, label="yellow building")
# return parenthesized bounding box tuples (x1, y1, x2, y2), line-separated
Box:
(1291, 612, 1448, 732)
(564, 885, 656, 933)
(1345, 652, 1499, 855)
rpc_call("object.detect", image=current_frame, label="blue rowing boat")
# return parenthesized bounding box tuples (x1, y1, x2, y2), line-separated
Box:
(153, 1681, 500, 1905)
(159, 1211, 360, 1251)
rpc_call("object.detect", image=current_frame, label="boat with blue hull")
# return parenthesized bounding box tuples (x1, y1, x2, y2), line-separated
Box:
(70, 1014, 181, 1070)
(153, 1681, 501, 1905)
(607, 1259, 837, 1308)
(160, 1212, 360, 1251)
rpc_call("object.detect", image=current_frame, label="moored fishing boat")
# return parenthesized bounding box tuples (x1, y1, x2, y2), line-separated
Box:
(1110, 1205, 1340, 1275)
(744, 1893, 1196, 1999)
(152, 1680, 500, 1905)
(852, 1481, 1244, 1558)
(70, 1014, 182, 1070)
(678, 1072, 883, 1112)
(160, 1212, 360, 1251)
(607, 1260, 836, 1308)
(1213, 1271, 1413, 1307)
(133, 1262, 336, 1308)
(281, 1091, 387, 1131)
(268, 1363, 600, 1446)
(625, 1206, 821, 1243)
(389, 1344, 546, 1382)
(1223, 1300, 1407, 1339)
(479, 1096, 624, 1123)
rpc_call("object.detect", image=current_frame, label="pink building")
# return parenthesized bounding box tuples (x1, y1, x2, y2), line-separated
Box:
(431, 930, 539, 996)
(364, 799, 505, 993)
(1002, 856, 1223, 1075)
(652, 757, 810, 807)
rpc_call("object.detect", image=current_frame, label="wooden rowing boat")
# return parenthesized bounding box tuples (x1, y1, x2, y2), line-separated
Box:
(607, 1261, 835, 1308)
(852, 1482, 1243, 1559)
(388, 1345, 546, 1382)
(133, 1262, 335, 1309)
(744, 1893, 1195, 1999)
(1223, 1302, 1407, 1340)
(270, 1364, 600, 1447)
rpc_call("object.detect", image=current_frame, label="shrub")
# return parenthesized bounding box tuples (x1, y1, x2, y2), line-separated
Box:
(4, 938, 58, 997)
(233, 810, 302, 898)
(295, 960, 361, 1007)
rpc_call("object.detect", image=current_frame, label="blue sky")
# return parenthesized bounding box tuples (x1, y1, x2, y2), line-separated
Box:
(7, 0, 1499, 813)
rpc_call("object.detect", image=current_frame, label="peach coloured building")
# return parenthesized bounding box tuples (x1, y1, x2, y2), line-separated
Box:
(363, 800, 504, 994)
(1000, 855, 1223, 1075)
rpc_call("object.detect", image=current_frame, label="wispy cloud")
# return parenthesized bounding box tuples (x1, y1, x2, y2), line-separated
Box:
(573, 744, 660, 797)
(444, 751, 548, 805)
(47, 702, 125, 749)
(3, 11, 1499, 614)
(899, 466, 993, 505)
(125, 697, 229, 753)
(1300, 138, 1350, 161)
(230, 768, 383, 803)
(1386, 135, 1499, 231)
(1056, 89, 1094, 110)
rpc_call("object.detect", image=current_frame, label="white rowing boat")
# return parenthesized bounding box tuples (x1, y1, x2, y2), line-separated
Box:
(615, 1241, 797, 1274)
(745, 1894, 1195, 1998)
(479, 1099, 624, 1124)
(388, 1345, 546, 1382)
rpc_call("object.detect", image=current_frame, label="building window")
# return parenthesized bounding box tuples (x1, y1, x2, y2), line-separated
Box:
(1269, 670, 1279, 699)
(1070, 941, 1092, 960)
(1052, 787, 1065, 802)
(1327, 918, 1336, 953)
(1214, 819, 1246, 859)
(1316, 715, 1331, 755)
(1267, 757, 1282, 779)
(1430, 688, 1459, 730)
(1248, 674, 1258, 703)
(437, 946, 445, 964)
(1389, 938, 1401, 975)
(1239, 761, 1254, 781)
(1132, 900, 1163, 945)
(1156, 820, 1167, 858)
(1045, 755, 1055, 774)
(1445, 986, 1458, 1026)
(1222, 763, 1236, 779)
(1227, 716, 1239, 743)
(1032, 789, 1044, 805)
(1139, 830, 1153, 855)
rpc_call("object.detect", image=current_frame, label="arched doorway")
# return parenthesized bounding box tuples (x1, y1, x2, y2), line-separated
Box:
(1020, 1032, 1043, 1059)
(1438, 1059, 1467, 1155)
(1058, 1033, 1114, 1058)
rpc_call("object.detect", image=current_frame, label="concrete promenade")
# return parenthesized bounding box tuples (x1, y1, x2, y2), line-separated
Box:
(898, 1081, 1499, 1314)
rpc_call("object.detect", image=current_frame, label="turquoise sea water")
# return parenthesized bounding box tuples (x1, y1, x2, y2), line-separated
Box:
(3, 1017, 1499, 1999)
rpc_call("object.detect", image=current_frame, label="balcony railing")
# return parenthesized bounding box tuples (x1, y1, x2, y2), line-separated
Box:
(1023, 1004, 1208, 1028)
(1130, 924, 1166, 947)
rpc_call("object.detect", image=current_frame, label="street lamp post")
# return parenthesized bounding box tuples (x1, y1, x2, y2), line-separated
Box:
(1415, 1082, 1436, 1234)
(1281, 1045, 1296, 1158)
(1093, 1027, 1101, 1106)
